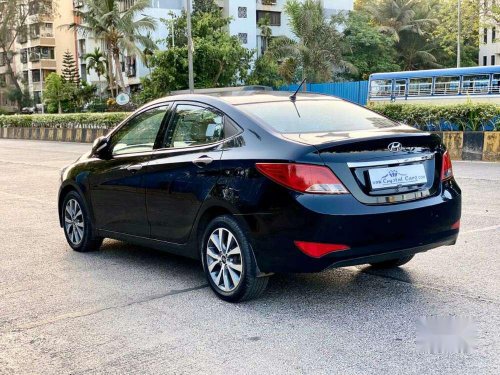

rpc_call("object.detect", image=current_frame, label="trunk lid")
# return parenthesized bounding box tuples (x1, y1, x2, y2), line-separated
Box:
(283, 127, 443, 205)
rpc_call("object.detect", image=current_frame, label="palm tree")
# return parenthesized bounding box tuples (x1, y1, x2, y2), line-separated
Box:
(267, 0, 348, 85)
(258, 16, 272, 55)
(67, 0, 156, 95)
(365, 0, 439, 70)
(365, 0, 437, 42)
(84, 48, 107, 99)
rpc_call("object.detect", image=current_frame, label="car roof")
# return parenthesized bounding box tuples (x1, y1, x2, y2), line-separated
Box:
(146, 91, 341, 108)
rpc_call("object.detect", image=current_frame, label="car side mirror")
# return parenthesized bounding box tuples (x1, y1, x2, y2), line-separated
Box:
(92, 136, 109, 157)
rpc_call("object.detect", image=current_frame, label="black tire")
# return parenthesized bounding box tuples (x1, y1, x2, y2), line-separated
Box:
(370, 255, 415, 269)
(201, 215, 268, 302)
(62, 191, 103, 253)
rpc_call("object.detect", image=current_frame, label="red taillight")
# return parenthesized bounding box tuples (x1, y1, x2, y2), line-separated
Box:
(451, 220, 460, 230)
(255, 163, 349, 194)
(441, 151, 453, 181)
(294, 241, 350, 258)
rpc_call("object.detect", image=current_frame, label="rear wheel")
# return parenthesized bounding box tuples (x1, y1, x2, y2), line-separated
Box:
(370, 255, 414, 269)
(62, 191, 103, 253)
(201, 215, 268, 302)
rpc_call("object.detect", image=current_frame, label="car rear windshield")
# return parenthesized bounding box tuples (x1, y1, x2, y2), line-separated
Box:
(237, 100, 398, 133)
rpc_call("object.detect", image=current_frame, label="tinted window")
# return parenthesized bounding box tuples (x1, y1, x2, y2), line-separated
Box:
(111, 106, 168, 155)
(166, 104, 224, 148)
(238, 100, 397, 133)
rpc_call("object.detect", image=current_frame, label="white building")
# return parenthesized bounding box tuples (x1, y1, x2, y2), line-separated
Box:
(77, 0, 354, 92)
(480, 26, 499, 66)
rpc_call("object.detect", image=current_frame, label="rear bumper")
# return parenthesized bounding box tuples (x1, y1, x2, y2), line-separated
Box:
(242, 184, 461, 273)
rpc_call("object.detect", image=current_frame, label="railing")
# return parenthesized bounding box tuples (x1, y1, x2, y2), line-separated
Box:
(371, 81, 500, 98)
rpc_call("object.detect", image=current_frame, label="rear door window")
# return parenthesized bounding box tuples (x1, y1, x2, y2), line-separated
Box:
(238, 100, 397, 133)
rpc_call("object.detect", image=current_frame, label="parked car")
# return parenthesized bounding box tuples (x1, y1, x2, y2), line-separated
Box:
(58, 92, 461, 302)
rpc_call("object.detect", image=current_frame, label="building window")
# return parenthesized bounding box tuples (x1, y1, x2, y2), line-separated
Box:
(238, 33, 248, 44)
(484, 28, 488, 44)
(20, 49, 28, 64)
(0, 52, 5, 67)
(238, 7, 247, 18)
(257, 11, 281, 26)
(484, 55, 488, 66)
(126, 55, 137, 77)
(493, 27, 497, 42)
(32, 70, 41, 83)
(492, 55, 496, 65)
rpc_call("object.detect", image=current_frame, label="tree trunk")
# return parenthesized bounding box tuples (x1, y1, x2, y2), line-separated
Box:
(58, 100, 62, 114)
(107, 47, 116, 98)
(2, 51, 23, 110)
(113, 50, 125, 93)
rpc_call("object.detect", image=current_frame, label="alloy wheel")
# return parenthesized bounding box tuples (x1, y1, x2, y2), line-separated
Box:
(64, 199, 85, 245)
(206, 227, 243, 292)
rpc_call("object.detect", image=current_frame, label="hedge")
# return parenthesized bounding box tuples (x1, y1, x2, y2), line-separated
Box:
(0, 113, 130, 129)
(368, 103, 500, 131)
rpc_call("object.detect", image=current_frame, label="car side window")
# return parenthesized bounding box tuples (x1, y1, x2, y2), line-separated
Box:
(111, 106, 169, 156)
(166, 104, 224, 148)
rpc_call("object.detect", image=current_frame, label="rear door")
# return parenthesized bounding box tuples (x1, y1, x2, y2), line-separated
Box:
(145, 102, 235, 243)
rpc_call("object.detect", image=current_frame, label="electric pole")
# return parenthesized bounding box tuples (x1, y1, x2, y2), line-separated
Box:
(186, 0, 194, 93)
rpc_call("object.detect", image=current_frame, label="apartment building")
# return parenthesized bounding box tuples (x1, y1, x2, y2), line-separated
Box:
(0, 0, 77, 113)
(480, 25, 500, 66)
(78, 0, 354, 92)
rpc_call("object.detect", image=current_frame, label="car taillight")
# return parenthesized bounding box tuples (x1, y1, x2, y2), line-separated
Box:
(294, 241, 350, 258)
(441, 151, 453, 181)
(255, 163, 349, 194)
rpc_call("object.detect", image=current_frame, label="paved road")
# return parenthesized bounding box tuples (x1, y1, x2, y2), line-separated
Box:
(0, 139, 499, 375)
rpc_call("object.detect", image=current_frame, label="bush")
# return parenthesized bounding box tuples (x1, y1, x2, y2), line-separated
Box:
(368, 102, 500, 131)
(0, 113, 130, 129)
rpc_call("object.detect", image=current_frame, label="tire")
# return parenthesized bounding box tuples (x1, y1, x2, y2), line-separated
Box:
(62, 191, 103, 253)
(369, 255, 415, 269)
(201, 215, 268, 302)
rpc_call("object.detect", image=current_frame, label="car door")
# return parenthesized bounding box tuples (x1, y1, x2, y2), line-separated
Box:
(90, 104, 170, 237)
(145, 102, 236, 244)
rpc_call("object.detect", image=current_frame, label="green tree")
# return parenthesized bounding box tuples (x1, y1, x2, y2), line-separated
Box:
(68, 0, 156, 95)
(140, 2, 251, 101)
(341, 11, 400, 80)
(267, 0, 347, 84)
(258, 16, 272, 54)
(246, 56, 284, 88)
(364, 0, 440, 70)
(44, 73, 74, 114)
(84, 47, 107, 99)
(62, 51, 80, 86)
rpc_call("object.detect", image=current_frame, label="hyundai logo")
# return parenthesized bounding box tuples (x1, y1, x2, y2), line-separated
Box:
(388, 142, 403, 152)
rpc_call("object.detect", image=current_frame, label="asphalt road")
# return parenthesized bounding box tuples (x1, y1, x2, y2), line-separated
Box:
(0, 139, 499, 375)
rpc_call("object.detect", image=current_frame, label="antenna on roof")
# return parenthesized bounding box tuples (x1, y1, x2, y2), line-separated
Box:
(289, 78, 306, 102)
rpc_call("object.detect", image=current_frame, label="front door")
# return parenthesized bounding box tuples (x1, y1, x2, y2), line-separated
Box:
(90, 105, 170, 237)
(146, 103, 228, 243)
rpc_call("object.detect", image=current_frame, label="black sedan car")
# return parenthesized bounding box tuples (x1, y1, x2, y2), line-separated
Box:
(58, 92, 461, 302)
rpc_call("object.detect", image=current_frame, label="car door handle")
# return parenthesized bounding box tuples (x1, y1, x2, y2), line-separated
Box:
(127, 164, 144, 172)
(193, 156, 214, 167)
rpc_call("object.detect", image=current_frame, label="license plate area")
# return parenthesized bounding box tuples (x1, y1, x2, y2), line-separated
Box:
(368, 164, 427, 191)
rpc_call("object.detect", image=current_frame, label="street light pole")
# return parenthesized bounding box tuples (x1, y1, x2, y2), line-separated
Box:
(186, 0, 194, 93)
(457, 0, 461, 68)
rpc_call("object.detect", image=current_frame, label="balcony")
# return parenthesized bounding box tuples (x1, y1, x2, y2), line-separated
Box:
(30, 60, 57, 70)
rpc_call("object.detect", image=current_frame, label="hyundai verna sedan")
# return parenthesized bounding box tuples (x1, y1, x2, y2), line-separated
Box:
(58, 92, 461, 302)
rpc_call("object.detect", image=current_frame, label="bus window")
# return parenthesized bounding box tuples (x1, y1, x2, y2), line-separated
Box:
(434, 76, 460, 95)
(394, 79, 406, 96)
(370, 80, 392, 97)
(462, 75, 490, 94)
(492, 74, 500, 93)
(408, 78, 432, 96)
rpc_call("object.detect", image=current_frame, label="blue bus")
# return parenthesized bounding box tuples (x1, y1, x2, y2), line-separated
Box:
(368, 66, 500, 105)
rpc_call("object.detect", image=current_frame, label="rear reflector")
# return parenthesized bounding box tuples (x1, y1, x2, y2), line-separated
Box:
(294, 241, 350, 258)
(441, 151, 453, 181)
(255, 163, 349, 194)
(451, 220, 460, 230)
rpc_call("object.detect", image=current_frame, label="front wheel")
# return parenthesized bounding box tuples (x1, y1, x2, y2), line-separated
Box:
(62, 191, 103, 253)
(201, 215, 268, 302)
(369, 255, 415, 269)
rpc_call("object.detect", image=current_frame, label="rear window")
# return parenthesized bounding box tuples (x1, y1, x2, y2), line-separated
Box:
(237, 100, 397, 133)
